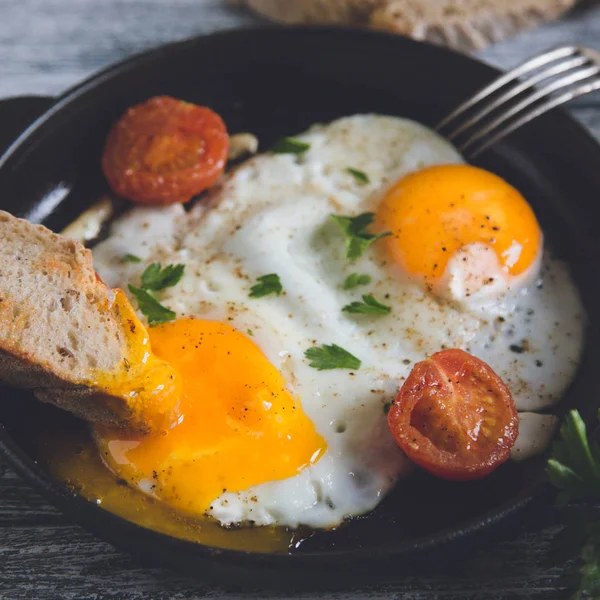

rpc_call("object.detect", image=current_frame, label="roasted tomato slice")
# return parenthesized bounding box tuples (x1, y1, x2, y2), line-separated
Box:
(388, 349, 518, 481)
(102, 96, 229, 205)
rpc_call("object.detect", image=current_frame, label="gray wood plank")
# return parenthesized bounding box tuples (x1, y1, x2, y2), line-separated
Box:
(479, 2, 600, 69)
(1, 0, 599, 99)
(1, 1, 600, 598)
(0, 0, 261, 97)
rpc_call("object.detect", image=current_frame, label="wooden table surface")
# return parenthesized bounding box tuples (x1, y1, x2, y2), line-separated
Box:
(2, 1, 600, 598)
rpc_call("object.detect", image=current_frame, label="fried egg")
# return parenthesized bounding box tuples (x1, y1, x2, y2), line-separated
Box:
(376, 164, 543, 311)
(92, 115, 585, 529)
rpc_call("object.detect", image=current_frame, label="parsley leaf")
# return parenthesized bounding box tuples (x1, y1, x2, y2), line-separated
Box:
(547, 410, 600, 506)
(544, 507, 600, 600)
(342, 294, 391, 316)
(343, 273, 372, 290)
(128, 285, 176, 327)
(347, 167, 370, 185)
(577, 527, 600, 600)
(305, 344, 361, 371)
(127, 262, 184, 326)
(271, 137, 310, 155)
(330, 212, 392, 261)
(123, 253, 142, 264)
(249, 273, 283, 298)
(546, 410, 600, 598)
(141, 263, 185, 292)
(546, 409, 600, 599)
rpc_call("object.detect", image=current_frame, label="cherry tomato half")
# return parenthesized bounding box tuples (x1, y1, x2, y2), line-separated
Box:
(388, 349, 518, 481)
(102, 96, 229, 205)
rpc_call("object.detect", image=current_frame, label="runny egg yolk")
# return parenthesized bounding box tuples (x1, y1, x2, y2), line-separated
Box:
(94, 319, 327, 517)
(90, 290, 183, 434)
(375, 164, 542, 289)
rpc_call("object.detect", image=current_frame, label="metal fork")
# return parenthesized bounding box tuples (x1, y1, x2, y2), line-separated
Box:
(436, 46, 600, 159)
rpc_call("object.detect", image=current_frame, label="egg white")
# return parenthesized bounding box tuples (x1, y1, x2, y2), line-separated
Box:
(93, 115, 585, 528)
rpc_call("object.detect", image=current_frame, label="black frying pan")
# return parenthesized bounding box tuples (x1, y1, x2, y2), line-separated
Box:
(1, 26, 599, 590)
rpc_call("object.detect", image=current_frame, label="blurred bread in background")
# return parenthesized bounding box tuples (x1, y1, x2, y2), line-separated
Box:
(230, 0, 577, 51)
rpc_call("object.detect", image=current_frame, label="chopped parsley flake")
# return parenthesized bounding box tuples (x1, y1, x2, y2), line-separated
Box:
(141, 263, 185, 291)
(123, 253, 142, 264)
(343, 273, 372, 290)
(249, 273, 283, 298)
(342, 294, 391, 316)
(305, 344, 361, 371)
(330, 212, 392, 261)
(347, 167, 370, 185)
(127, 262, 184, 326)
(128, 285, 176, 327)
(271, 137, 310, 155)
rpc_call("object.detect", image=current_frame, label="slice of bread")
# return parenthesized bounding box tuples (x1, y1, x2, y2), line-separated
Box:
(0, 210, 176, 433)
(232, 0, 577, 51)
(232, 0, 382, 23)
(369, 0, 576, 51)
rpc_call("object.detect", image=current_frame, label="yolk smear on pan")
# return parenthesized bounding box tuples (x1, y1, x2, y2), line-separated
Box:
(35, 416, 295, 552)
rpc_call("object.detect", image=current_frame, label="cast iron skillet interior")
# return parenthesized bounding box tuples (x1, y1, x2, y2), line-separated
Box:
(1, 27, 600, 589)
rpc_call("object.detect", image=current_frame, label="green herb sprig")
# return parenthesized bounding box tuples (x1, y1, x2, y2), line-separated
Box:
(548, 410, 600, 599)
(305, 344, 361, 371)
(342, 294, 391, 316)
(347, 167, 370, 185)
(141, 263, 185, 291)
(548, 410, 600, 506)
(271, 137, 310, 155)
(343, 273, 372, 290)
(128, 285, 176, 327)
(330, 212, 391, 261)
(128, 262, 185, 326)
(249, 273, 283, 298)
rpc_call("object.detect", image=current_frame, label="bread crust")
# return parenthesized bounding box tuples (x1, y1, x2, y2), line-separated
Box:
(232, 0, 577, 51)
(0, 348, 138, 428)
(237, 0, 382, 24)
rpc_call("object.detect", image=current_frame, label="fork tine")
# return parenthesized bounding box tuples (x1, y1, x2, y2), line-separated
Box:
(436, 46, 579, 132)
(444, 55, 590, 141)
(459, 64, 600, 153)
(466, 77, 600, 158)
